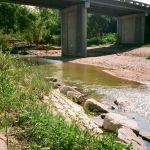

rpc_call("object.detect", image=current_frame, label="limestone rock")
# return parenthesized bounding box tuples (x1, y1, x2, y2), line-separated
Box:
(51, 90, 103, 134)
(114, 97, 131, 107)
(140, 131, 150, 142)
(103, 113, 139, 134)
(67, 91, 86, 103)
(59, 86, 86, 104)
(59, 85, 81, 95)
(0, 133, 7, 150)
(84, 99, 109, 113)
(116, 127, 146, 150)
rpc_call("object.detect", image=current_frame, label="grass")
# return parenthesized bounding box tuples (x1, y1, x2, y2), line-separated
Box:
(0, 51, 131, 149)
(146, 53, 150, 59)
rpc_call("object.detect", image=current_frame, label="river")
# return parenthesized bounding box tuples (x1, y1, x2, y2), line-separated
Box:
(23, 55, 150, 148)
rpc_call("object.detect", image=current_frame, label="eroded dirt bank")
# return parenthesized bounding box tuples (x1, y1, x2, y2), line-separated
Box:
(70, 45, 150, 84)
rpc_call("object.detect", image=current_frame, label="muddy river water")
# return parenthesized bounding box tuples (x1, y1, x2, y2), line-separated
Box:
(24, 55, 150, 148)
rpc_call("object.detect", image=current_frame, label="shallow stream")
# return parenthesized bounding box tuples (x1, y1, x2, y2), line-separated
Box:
(23, 55, 150, 148)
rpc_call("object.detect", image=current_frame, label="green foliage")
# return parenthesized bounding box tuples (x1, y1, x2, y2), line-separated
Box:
(0, 50, 22, 148)
(92, 132, 131, 150)
(87, 14, 117, 46)
(100, 33, 117, 44)
(15, 107, 94, 149)
(83, 106, 91, 115)
(87, 37, 99, 46)
(87, 33, 117, 46)
(0, 3, 61, 46)
(0, 3, 118, 47)
(39, 8, 61, 45)
(0, 3, 20, 33)
(87, 14, 116, 40)
(0, 51, 17, 113)
(146, 53, 150, 59)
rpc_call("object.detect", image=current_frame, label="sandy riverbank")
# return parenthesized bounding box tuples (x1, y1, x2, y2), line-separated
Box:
(69, 45, 150, 84)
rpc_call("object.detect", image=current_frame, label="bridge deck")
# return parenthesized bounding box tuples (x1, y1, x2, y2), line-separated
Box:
(0, 0, 150, 16)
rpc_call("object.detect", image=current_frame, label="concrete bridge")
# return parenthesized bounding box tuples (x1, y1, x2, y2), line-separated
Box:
(1, 0, 150, 57)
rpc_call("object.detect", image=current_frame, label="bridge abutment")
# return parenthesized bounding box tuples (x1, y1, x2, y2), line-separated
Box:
(117, 13, 145, 45)
(60, 2, 90, 57)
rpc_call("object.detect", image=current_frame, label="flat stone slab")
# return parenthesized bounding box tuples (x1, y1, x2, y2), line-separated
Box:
(84, 99, 109, 113)
(43, 90, 103, 134)
(116, 127, 146, 150)
(103, 113, 139, 134)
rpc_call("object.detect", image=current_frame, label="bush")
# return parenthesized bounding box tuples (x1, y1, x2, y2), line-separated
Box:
(87, 37, 99, 46)
(100, 33, 117, 44)
(87, 33, 117, 46)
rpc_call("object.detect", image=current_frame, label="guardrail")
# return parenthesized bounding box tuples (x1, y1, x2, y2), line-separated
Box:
(115, 0, 150, 8)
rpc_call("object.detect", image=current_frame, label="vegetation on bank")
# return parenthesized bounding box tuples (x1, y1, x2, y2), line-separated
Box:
(87, 33, 117, 46)
(0, 2, 117, 52)
(0, 51, 131, 149)
(146, 53, 150, 59)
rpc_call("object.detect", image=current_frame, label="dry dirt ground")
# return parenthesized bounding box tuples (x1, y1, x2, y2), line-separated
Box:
(70, 45, 150, 84)
(29, 45, 150, 84)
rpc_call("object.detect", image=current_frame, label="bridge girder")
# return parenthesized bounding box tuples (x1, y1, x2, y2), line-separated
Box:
(0, 0, 150, 16)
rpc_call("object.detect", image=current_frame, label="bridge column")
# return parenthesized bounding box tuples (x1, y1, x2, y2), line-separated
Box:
(60, 2, 90, 57)
(117, 13, 145, 45)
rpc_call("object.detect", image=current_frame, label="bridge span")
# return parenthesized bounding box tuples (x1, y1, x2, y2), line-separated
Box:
(1, 0, 150, 57)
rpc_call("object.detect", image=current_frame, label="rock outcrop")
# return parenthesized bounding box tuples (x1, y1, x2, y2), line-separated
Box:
(84, 99, 109, 113)
(103, 113, 139, 134)
(116, 127, 146, 150)
(43, 90, 103, 133)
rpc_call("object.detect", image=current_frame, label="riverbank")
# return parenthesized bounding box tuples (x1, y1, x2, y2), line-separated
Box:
(70, 45, 150, 84)
(0, 51, 132, 150)
(30, 45, 150, 84)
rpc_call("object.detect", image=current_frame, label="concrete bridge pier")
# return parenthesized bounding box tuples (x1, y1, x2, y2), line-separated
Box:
(117, 13, 145, 45)
(60, 2, 90, 57)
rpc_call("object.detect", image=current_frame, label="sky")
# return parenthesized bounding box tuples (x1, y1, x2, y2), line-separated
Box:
(135, 0, 150, 4)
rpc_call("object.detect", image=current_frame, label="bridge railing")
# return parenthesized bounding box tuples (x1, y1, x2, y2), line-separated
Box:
(115, 0, 150, 8)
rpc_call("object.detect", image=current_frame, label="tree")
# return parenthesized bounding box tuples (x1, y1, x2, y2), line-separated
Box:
(0, 3, 19, 33)
(87, 14, 116, 40)
(16, 6, 46, 45)
(39, 8, 61, 45)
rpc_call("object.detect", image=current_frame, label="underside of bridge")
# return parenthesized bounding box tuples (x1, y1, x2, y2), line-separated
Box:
(1, 0, 150, 17)
(1, 0, 150, 57)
